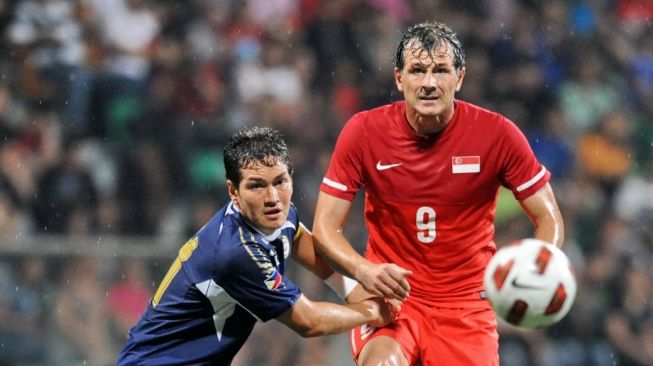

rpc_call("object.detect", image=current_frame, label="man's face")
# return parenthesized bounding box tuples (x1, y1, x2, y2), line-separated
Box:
(394, 42, 465, 121)
(228, 160, 292, 235)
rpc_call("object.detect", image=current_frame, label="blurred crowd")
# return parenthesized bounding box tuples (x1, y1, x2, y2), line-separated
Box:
(0, 0, 651, 365)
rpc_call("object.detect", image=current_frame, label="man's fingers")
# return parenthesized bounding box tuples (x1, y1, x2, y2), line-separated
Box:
(361, 262, 412, 300)
(388, 265, 412, 279)
(386, 265, 412, 295)
(371, 274, 402, 300)
(379, 276, 409, 300)
(385, 298, 403, 314)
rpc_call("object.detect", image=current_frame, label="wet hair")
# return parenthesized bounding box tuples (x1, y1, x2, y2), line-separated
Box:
(394, 22, 466, 72)
(223, 126, 293, 186)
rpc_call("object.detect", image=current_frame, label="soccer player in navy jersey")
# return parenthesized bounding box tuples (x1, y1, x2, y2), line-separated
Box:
(117, 127, 397, 365)
(313, 22, 565, 365)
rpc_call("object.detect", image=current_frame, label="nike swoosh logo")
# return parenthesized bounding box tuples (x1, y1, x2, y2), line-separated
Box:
(510, 278, 543, 290)
(376, 161, 402, 171)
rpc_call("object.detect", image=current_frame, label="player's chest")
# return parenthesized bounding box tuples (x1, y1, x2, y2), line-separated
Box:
(266, 232, 293, 272)
(362, 137, 501, 203)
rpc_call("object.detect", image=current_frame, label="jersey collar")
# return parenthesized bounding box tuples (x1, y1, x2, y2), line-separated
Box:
(227, 201, 288, 243)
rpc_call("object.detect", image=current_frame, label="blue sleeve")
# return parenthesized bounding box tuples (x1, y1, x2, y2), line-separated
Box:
(216, 240, 301, 322)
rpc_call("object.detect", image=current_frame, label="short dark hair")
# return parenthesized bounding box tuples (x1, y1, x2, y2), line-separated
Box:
(223, 126, 293, 187)
(394, 22, 465, 72)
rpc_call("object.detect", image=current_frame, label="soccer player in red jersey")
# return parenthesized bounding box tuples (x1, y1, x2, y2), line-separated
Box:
(313, 22, 565, 365)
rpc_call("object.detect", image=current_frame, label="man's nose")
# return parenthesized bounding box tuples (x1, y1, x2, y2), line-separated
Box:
(265, 186, 280, 202)
(422, 72, 437, 89)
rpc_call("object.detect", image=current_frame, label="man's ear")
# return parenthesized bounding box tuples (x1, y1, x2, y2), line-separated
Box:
(394, 67, 403, 92)
(455, 67, 466, 92)
(227, 180, 238, 203)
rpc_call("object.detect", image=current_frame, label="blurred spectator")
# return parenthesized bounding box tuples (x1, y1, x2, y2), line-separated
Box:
(235, 34, 304, 128)
(0, 140, 35, 211)
(117, 142, 170, 236)
(629, 28, 653, 115)
(33, 141, 97, 233)
(97, 197, 122, 234)
(7, 0, 92, 139)
(0, 80, 26, 141)
(305, 0, 370, 92)
(89, 0, 160, 143)
(246, 0, 298, 32)
(52, 256, 113, 365)
(616, 0, 653, 34)
(605, 259, 653, 365)
(0, 258, 50, 364)
(615, 155, 653, 241)
(528, 106, 575, 180)
(558, 49, 621, 134)
(577, 110, 633, 209)
(0, 192, 30, 237)
(107, 258, 152, 348)
(185, 193, 221, 237)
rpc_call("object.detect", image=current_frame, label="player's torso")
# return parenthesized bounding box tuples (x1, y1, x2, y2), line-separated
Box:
(359, 101, 504, 300)
(122, 205, 297, 364)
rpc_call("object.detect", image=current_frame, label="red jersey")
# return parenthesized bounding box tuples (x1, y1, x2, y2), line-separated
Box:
(321, 100, 550, 305)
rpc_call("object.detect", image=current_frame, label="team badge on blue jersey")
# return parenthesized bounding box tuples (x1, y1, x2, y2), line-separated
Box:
(265, 269, 284, 290)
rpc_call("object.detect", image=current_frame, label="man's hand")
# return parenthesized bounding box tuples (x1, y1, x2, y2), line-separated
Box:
(384, 297, 403, 316)
(345, 285, 404, 317)
(355, 262, 412, 300)
(363, 298, 399, 327)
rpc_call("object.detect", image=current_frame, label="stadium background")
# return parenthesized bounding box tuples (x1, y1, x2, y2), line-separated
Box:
(0, 0, 651, 365)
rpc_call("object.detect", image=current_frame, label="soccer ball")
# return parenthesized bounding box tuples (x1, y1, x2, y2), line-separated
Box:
(483, 238, 577, 330)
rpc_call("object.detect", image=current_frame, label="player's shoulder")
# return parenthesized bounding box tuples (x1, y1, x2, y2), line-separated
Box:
(195, 203, 247, 254)
(287, 202, 299, 225)
(456, 99, 516, 130)
(456, 99, 504, 121)
(364, 100, 403, 115)
(342, 101, 404, 135)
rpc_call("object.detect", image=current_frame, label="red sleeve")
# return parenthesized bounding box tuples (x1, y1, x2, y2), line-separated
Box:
(320, 113, 366, 201)
(498, 117, 551, 201)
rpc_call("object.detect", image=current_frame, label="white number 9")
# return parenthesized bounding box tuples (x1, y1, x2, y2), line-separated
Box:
(416, 206, 436, 244)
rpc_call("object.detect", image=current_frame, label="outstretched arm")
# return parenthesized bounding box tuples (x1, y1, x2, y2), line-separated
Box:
(519, 183, 564, 247)
(312, 192, 412, 300)
(276, 294, 393, 338)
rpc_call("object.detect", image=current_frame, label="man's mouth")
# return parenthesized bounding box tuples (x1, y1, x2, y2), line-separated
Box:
(419, 95, 438, 101)
(264, 208, 282, 217)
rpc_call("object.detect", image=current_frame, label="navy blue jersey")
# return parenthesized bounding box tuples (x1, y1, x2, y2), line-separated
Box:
(117, 202, 303, 365)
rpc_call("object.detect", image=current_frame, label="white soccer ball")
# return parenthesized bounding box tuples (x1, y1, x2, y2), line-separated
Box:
(483, 238, 577, 330)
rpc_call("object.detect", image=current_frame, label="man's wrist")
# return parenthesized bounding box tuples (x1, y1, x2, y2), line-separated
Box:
(324, 272, 358, 299)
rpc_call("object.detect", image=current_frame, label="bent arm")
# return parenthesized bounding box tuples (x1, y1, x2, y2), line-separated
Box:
(277, 294, 389, 338)
(312, 192, 411, 300)
(292, 222, 359, 299)
(518, 183, 564, 247)
(311, 192, 365, 278)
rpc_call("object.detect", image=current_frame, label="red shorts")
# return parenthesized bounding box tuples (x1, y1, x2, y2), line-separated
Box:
(350, 298, 499, 365)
